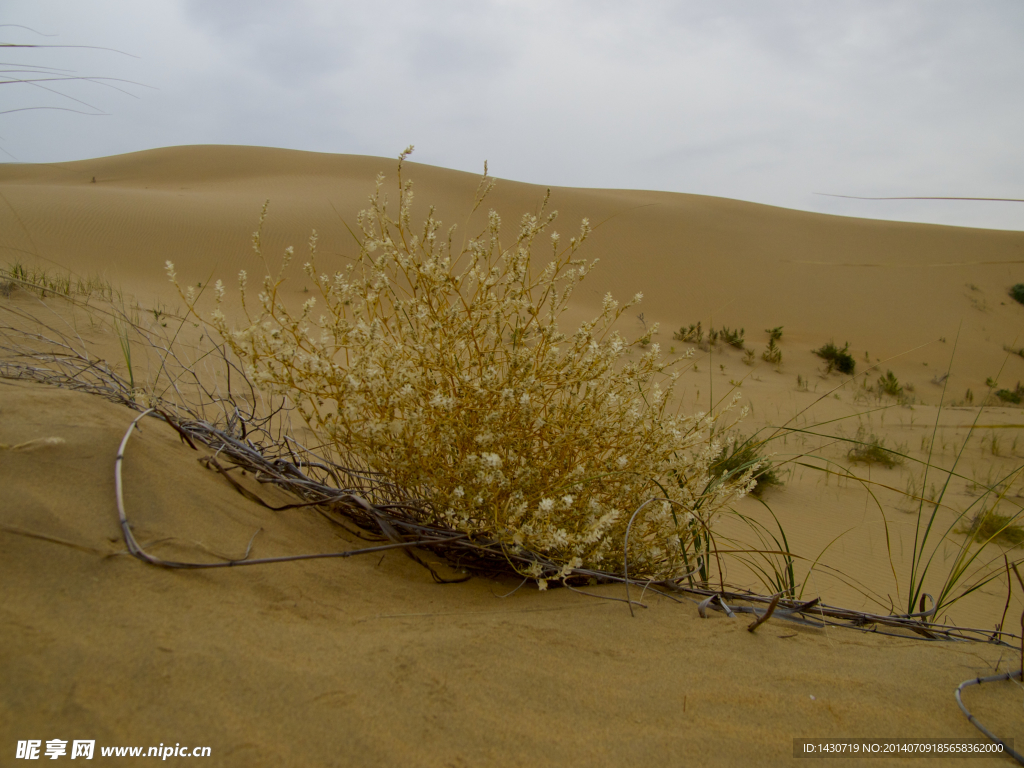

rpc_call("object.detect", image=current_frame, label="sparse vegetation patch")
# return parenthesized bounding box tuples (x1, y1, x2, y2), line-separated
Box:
(995, 383, 1024, 404)
(847, 435, 902, 468)
(958, 507, 1024, 548)
(718, 326, 745, 349)
(2, 260, 115, 302)
(710, 435, 782, 497)
(813, 340, 855, 375)
(877, 370, 902, 397)
(170, 151, 756, 586)
(673, 322, 745, 350)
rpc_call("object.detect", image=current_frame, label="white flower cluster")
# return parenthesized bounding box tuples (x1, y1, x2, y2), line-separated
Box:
(172, 151, 755, 586)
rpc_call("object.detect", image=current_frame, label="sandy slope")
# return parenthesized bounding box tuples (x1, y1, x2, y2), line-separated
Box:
(1, 380, 1020, 767)
(2, 146, 1024, 765)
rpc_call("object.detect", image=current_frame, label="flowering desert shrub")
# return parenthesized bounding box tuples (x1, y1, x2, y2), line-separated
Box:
(169, 148, 755, 586)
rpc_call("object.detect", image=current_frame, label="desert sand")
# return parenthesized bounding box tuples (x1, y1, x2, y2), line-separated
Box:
(2, 146, 1024, 765)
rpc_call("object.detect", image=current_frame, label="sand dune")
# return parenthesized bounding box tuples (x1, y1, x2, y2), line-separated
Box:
(2, 146, 1024, 765)
(4, 146, 1024, 393)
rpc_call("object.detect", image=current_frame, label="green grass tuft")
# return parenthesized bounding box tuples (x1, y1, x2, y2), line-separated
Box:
(995, 383, 1024, 404)
(710, 435, 783, 497)
(813, 340, 855, 375)
(877, 370, 902, 397)
(717, 326, 745, 349)
(847, 435, 902, 468)
(958, 508, 1024, 548)
(762, 337, 782, 365)
(673, 322, 745, 349)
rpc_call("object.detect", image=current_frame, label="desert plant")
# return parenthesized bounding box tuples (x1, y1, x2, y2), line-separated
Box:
(718, 325, 745, 349)
(2, 260, 115, 302)
(958, 507, 1024, 548)
(877, 369, 902, 397)
(710, 434, 782, 498)
(673, 322, 744, 350)
(1010, 284, 1024, 306)
(847, 435, 902, 468)
(813, 340, 855, 375)
(762, 337, 782, 366)
(765, 326, 783, 343)
(170, 150, 755, 586)
(995, 383, 1024, 404)
(673, 322, 703, 344)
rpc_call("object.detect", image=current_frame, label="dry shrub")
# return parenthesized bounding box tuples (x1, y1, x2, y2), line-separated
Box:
(169, 149, 754, 586)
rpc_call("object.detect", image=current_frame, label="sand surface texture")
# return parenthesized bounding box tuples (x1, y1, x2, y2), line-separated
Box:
(2, 146, 1024, 765)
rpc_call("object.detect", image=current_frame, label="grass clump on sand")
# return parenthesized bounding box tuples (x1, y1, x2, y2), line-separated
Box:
(710, 435, 782, 498)
(672, 322, 745, 350)
(1, 260, 116, 302)
(813, 340, 855, 375)
(995, 382, 1024, 404)
(958, 507, 1024, 548)
(877, 370, 902, 397)
(673, 322, 704, 344)
(717, 325, 745, 349)
(761, 328, 783, 366)
(847, 435, 902, 468)
(1009, 284, 1024, 305)
(170, 148, 755, 586)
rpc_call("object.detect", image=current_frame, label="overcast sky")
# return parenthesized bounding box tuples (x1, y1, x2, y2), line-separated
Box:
(3, 1, 1023, 230)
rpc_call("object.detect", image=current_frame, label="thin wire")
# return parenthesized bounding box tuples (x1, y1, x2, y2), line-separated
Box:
(954, 670, 1024, 765)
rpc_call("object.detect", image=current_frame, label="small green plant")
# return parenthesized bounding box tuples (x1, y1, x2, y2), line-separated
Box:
(958, 507, 1024, 548)
(813, 340, 855, 375)
(877, 370, 902, 397)
(796, 373, 808, 391)
(709, 435, 782, 498)
(718, 325, 745, 349)
(1009, 284, 1024, 305)
(986, 376, 998, 389)
(742, 348, 755, 365)
(847, 435, 902, 468)
(995, 382, 1024, 404)
(765, 326, 783, 343)
(674, 322, 744, 349)
(673, 322, 703, 344)
(965, 388, 974, 404)
(762, 337, 782, 366)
